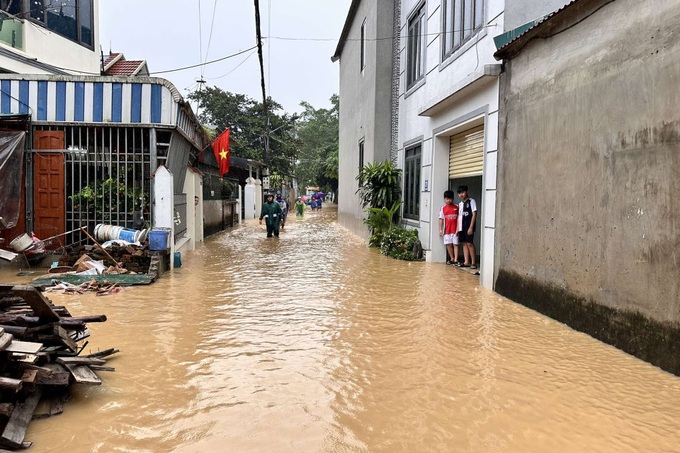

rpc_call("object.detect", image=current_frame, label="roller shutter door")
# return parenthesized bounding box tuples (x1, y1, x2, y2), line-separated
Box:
(449, 125, 484, 179)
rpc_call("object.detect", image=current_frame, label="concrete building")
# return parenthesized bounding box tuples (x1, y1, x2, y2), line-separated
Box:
(332, 0, 397, 238)
(493, 0, 680, 374)
(335, 0, 568, 288)
(0, 1, 100, 75)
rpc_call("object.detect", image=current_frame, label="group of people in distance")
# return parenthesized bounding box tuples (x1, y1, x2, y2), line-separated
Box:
(310, 194, 323, 211)
(258, 190, 316, 238)
(438, 185, 478, 270)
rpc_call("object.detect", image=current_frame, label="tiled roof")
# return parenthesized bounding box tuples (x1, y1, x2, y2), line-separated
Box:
(102, 52, 121, 68)
(106, 60, 146, 76)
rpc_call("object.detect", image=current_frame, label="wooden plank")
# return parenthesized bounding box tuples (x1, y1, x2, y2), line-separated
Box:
(64, 364, 101, 385)
(88, 365, 115, 372)
(16, 354, 38, 365)
(34, 364, 70, 386)
(0, 378, 22, 391)
(40, 326, 77, 352)
(0, 326, 27, 336)
(0, 403, 13, 419)
(20, 370, 37, 384)
(1, 388, 42, 448)
(5, 341, 42, 354)
(86, 348, 120, 359)
(57, 356, 106, 366)
(0, 333, 13, 351)
(10, 286, 60, 322)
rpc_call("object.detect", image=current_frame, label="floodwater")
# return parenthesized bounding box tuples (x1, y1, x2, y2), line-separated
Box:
(2, 206, 680, 452)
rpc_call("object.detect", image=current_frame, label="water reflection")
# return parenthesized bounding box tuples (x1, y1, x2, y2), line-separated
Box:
(0, 207, 677, 452)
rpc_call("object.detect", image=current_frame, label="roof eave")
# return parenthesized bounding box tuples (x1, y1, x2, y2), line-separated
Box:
(494, 0, 615, 61)
(331, 0, 362, 62)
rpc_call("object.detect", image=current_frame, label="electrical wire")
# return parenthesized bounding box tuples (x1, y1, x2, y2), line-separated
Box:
(150, 46, 259, 75)
(204, 0, 219, 65)
(207, 50, 257, 80)
(198, 0, 203, 77)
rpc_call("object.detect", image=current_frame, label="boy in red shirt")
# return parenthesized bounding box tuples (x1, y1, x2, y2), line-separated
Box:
(438, 190, 460, 265)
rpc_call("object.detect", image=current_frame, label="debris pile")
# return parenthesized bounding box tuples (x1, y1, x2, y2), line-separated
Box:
(58, 243, 152, 275)
(0, 284, 116, 450)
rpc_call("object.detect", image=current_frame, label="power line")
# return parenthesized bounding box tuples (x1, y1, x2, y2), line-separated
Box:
(204, 0, 219, 66)
(267, 25, 498, 42)
(150, 46, 259, 75)
(198, 0, 203, 76)
(207, 50, 258, 80)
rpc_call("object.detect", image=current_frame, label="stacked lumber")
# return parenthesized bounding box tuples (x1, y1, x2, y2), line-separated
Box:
(0, 284, 116, 450)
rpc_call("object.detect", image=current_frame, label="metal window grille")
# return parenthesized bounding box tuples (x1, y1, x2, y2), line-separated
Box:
(35, 124, 154, 247)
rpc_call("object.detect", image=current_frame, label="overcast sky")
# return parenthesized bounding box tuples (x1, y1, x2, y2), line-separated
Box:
(100, 0, 352, 115)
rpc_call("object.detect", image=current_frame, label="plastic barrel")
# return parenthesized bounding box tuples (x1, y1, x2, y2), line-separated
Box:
(149, 229, 170, 251)
(118, 228, 139, 242)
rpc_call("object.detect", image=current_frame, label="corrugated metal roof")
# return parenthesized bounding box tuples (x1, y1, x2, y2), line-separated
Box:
(494, 0, 582, 59)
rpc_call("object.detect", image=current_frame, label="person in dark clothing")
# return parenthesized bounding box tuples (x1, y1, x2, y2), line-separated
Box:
(259, 193, 283, 238)
(457, 185, 478, 269)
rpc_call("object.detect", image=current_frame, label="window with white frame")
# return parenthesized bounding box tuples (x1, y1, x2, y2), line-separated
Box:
(442, 0, 484, 58)
(360, 19, 366, 71)
(406, 4, 426, 89)
(403, 145, 421, 220)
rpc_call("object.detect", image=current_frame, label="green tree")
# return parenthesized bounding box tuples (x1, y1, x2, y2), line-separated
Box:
(295, 95, 339, 193)
(188, 86, 298, 176)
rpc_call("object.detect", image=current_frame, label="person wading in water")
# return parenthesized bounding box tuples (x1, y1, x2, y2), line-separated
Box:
(259, 192, 283, 238)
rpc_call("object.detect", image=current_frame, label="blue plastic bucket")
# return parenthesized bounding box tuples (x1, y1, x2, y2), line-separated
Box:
(149, 229, 170, 251)
(118, 228, 139, 242)
(173, 252, 182, 268)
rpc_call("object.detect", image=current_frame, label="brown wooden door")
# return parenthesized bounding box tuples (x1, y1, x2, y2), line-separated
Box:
(33, 131, 65, 242)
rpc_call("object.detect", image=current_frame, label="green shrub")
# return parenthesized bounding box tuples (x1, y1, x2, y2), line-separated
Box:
(356, 160, 402, 215)
(380, 227, 421, 261)
(365, 201, 402, 248)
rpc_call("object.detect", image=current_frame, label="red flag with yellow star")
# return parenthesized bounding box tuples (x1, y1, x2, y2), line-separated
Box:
(212, 128, 230, 176)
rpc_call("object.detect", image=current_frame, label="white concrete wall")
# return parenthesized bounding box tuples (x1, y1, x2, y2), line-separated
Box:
(244, 179, 256, 220)
(179, 169, 203, 253)
(153, 165, 175, 269)
(0, 1, 100, 74)
(397, 0, 504, 288)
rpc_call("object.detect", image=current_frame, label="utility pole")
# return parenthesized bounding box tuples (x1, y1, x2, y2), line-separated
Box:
(195, 77, 206, 117)
(253, 0, 270, 168)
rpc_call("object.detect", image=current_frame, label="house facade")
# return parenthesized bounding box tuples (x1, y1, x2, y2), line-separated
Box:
(333, 0, 397, 238)
(493, 0, 680, 374)
(0, 1, 100, 75)
(335, 0, 568, 288)
(0, 74, 208, 259)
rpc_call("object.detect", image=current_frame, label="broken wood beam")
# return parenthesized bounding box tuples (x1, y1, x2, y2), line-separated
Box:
(1, 388, 42, 449)
(56, 357, 106, 366)
(9, 286, 60, 322)
(0, 378, 22, 392)
(63, 364, 101, 385)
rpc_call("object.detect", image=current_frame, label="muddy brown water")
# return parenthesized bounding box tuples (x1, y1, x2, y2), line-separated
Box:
(1, 206, 679, 452)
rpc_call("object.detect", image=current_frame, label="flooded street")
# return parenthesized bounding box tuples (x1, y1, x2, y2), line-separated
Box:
(3, 207, 680, 452)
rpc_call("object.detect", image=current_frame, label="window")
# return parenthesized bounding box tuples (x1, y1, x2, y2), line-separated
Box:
(406, 4, 426, 89)
(442, 0, 484, 58)
(358, 140, 365, 185)
(360, 22, 365, 70)
(3, 0, 94, 47)
(404, 145, 421, 220)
